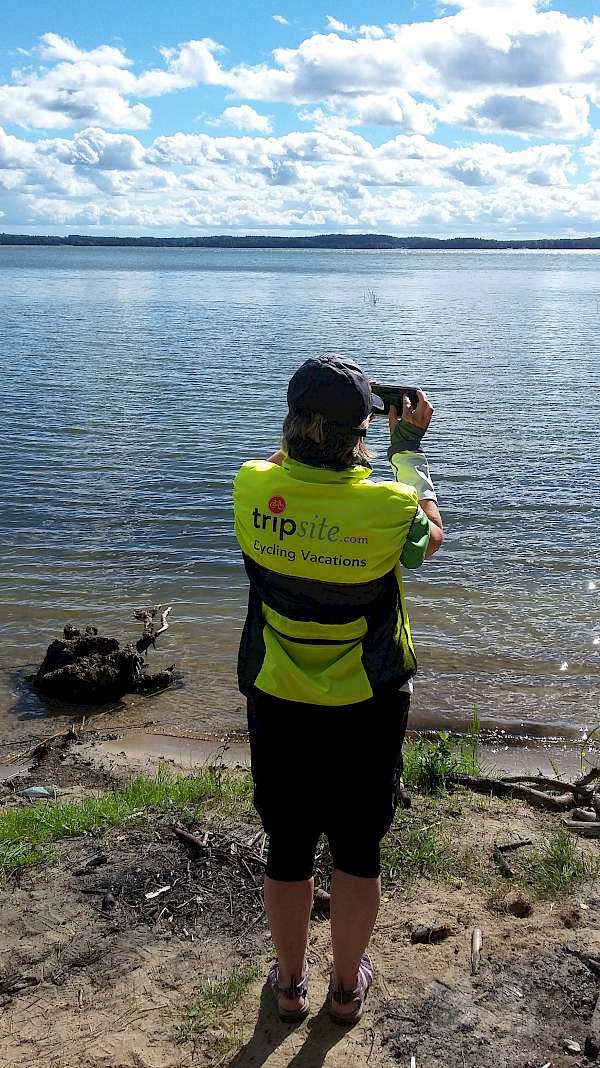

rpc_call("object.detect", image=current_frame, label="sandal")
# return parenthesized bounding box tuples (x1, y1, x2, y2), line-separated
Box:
(328, 953, 373, 1026)
(267, 961, 310, 1023)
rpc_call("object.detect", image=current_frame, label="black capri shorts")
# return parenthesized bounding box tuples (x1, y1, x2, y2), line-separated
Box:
(246, 685, 410, 881)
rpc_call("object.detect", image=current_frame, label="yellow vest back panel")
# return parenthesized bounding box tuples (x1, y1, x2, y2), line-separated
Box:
(234, 456, 424, 705)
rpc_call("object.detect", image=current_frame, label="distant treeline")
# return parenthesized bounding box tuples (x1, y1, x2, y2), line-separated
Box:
(2, 232, 600, 250)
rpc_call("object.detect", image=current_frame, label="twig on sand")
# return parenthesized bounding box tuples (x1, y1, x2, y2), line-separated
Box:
(497, 839, 533, 853)
(471, 928, 483, 976)
(172, 826, 209, 855)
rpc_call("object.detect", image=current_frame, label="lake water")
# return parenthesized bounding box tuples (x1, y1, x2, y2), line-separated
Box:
(1, 246, 599, 749)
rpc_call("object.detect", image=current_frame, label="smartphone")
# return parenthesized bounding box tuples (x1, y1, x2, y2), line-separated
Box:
(371, 384, 421, 415)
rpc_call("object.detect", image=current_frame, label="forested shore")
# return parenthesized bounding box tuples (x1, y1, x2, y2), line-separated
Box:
(2, 232, 600, 250)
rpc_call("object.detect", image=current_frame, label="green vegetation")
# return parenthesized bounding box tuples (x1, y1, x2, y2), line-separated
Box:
(0, 766, 254, 882)
(382, 816, 454, 885)
(383, 799, 476, 887)
(0, 842, 54, 887)
(403, 712, 482, 792)
(525, 829, 600, 897)
(181, 962, 261, 1039)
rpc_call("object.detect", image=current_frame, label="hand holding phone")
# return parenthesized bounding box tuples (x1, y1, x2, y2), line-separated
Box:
(392, 388, 434, 435)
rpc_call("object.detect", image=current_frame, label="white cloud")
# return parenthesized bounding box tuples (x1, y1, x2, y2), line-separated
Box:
(134, 39, 227, 97)
(327, 93, 437, 134)
(51, 128, 146, 170)
(326, 16, 386, 39)
(36, 32, 132, 67)
(0, 83, 151, 131)
(220, 6, 600, 138)
(273, 15, 289, 26)
(1, 35, 148, 130)
(326, 17, 352, 34)
(442, 88, 590, 139)
(211, 105, 273, 133)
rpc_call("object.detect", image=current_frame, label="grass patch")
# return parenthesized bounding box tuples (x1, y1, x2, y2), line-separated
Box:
(403, 712, 482, 794)
(181, 962, 261, 1039)
(0, 766, 255, 884)
(0, 842, 55, 885)
(382, 809, 471, 886)
(524, 829, 600, 897)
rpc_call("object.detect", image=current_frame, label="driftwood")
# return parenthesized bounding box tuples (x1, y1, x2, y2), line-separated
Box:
(173, 826, 211, 856)
(447, 771, 600, 839)
(173, 825, 267, 871)
(572, 808, 599, 822)
(0, 974, 40, 998)
(562, 818, 600, 838)
(33, 609, 175, 705)
(172, 826, 332, 916)
(134, 606, 172, 654)
(500, 774, 597, 799)
(446, 774, 574, 812)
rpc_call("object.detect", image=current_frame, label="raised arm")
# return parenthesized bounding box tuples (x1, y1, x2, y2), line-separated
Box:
(388, 390, 444, 558)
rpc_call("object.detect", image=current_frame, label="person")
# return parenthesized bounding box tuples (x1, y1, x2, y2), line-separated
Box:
(233, 353, 443, 1025)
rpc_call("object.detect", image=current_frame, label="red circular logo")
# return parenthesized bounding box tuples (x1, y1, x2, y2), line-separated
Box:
(268, 495, 286, 514)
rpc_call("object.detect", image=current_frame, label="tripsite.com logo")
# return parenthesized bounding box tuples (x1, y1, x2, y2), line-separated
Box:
(251, 497, 368, 545)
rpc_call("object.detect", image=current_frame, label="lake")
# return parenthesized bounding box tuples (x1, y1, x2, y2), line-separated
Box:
(1, 245, 599, 748)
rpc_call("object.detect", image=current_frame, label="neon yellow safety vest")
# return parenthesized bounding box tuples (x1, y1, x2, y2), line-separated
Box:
(233, 456, 430, 706)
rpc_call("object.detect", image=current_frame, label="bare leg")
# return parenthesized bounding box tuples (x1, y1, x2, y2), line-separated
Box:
(330, 869, 380, 1013)
(264, 875, 314, 1011)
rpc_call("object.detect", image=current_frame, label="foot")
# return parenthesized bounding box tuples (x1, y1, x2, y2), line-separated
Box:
(267, 961, 309, 1022)
(329, 953, 373, 1025)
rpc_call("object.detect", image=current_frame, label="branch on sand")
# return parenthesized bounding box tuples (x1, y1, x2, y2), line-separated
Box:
(445, 770, 600, 835)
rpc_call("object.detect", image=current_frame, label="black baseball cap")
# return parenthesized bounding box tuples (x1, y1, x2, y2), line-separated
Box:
(287, 354, 384, 435)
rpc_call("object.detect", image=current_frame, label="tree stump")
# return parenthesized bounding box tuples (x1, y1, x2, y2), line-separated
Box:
(33, 608, 175, 705)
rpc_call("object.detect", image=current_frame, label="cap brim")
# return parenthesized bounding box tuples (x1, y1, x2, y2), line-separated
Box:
(371, 392, 385, 412)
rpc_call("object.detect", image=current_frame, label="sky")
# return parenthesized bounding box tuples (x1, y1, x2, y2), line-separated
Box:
(1, 0, 600, 236)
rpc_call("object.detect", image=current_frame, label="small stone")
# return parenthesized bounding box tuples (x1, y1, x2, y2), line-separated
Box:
(312, 888, 330, 913)
(102, 892, 117, 912)
(503, 891, 533, 918)
(563, 1038, 581, 1054)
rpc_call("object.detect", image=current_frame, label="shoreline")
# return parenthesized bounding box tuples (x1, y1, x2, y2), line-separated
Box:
(1, 718, 597, 788)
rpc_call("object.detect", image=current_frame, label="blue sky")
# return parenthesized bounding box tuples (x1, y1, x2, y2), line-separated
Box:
(1, 0, 600, 235)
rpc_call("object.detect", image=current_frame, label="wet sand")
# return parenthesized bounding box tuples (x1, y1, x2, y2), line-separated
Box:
(2, 721, 597, 788)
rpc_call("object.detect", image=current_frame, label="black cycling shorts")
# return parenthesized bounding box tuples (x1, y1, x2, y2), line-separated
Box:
(246, 686, 410, 881)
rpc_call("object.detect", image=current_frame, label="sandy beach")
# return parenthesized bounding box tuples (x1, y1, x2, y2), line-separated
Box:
(1, 718, 600, 1068)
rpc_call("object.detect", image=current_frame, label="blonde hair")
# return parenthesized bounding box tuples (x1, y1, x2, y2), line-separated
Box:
(282, 411, 374, 469)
